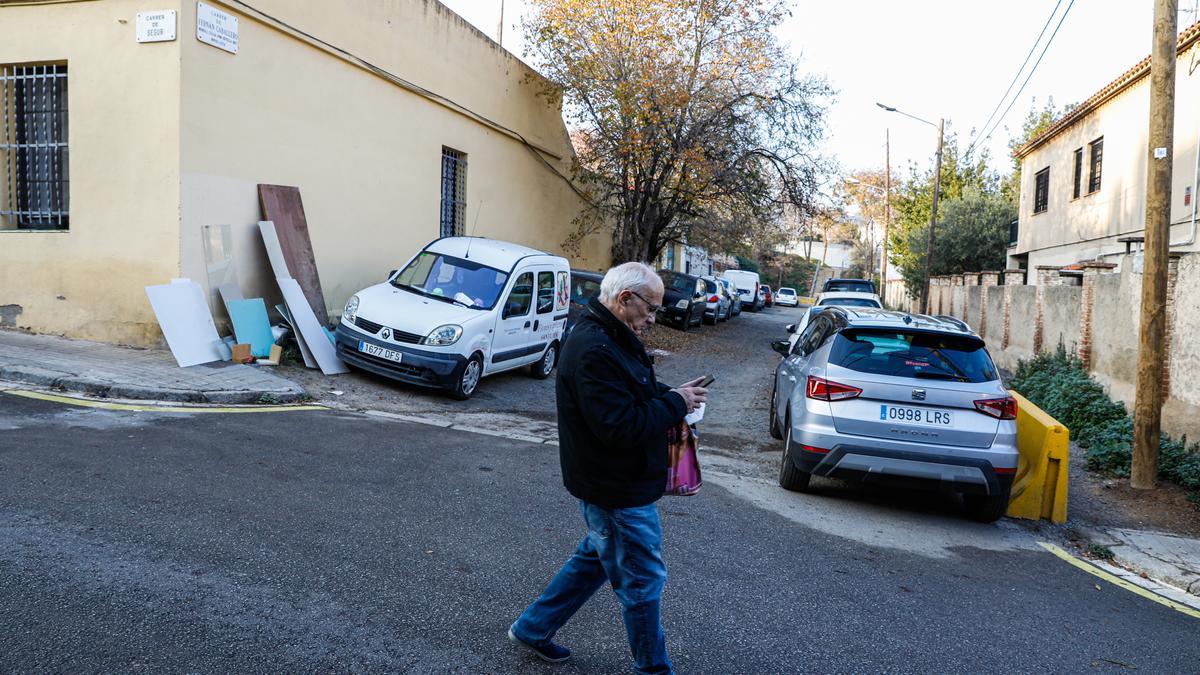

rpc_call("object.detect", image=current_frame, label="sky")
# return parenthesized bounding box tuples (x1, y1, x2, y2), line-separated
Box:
(440, 1, 1193, 182)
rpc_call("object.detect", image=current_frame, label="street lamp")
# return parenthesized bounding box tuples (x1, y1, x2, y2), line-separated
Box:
(877, 102, 944, 315)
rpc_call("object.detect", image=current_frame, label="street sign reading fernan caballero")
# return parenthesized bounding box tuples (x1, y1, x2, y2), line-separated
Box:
(197, 2, 238, 54)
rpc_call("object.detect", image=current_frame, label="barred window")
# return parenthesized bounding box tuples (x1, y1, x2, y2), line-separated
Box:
(1072, 147, 1082, 199)
(1088, 137, 1103, 194)
(1034, 167, 1049, 214)
(1, 63, 69, 230)
(439, 147, 467, 238)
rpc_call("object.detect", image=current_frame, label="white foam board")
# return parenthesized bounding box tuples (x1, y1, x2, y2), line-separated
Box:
(258, 220, 292, 279)
(278, 277, 347, 375)
(145, 279, 225, 367)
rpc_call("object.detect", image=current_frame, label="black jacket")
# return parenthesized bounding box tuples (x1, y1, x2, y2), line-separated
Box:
(556, 298, 688, 508)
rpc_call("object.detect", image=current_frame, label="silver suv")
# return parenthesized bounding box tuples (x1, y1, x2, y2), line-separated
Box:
(768, 307, 1018, 522)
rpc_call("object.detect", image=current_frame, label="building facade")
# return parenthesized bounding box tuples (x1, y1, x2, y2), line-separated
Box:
(0, 0, 609, 346)
(1011, 23, 1200, 276)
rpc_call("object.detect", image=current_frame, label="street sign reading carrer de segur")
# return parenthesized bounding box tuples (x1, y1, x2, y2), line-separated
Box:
(197, 2, 238, 54)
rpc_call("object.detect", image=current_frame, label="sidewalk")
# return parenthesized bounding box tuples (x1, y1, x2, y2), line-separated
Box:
(1080, 525, 1200, 599)
(0, 330, 305, 404)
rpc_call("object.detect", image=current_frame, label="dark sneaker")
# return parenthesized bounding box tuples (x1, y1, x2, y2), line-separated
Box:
(508, 627, 571, 663)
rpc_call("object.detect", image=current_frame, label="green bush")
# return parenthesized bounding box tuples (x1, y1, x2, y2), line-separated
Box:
(1010, 348, 1200, 501)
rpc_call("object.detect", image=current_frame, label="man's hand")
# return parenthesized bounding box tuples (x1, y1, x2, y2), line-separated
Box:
(670, 376, 708, 413)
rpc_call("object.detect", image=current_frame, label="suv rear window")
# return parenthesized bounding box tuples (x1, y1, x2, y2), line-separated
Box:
(824, 280, 875, 294)
(828, 329, 998, 383)
(818, 297, 879, 308)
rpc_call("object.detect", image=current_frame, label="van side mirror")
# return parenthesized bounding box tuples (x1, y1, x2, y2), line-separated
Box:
(771, 340, 791, 357)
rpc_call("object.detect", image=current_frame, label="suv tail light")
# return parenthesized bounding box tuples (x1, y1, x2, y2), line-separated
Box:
(806, 376, 862, 402)
(974, 396, 1017, 420)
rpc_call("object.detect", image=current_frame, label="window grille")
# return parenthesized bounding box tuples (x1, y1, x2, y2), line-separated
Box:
(1088, 137, 1103, 194)
(439, 147, 467, 238)
(1, 63, 69, 230)
(1080, 145, 1089, 198)
(1034, 167, 1049, 214)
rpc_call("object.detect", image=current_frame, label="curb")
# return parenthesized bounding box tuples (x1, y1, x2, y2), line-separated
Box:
(0, 365, 306, 405)
(1078, 525, 1200, 599)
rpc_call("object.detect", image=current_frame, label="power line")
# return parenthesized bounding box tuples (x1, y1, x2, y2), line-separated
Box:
(974, 0, 1076, 156)
(968, 0, 1063, 157)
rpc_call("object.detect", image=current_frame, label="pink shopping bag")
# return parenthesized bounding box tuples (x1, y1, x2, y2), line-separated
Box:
(664, 421, 702, 496)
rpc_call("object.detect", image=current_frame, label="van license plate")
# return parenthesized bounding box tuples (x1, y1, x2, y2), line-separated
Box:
(881, 405, 952, 426)
(360, 341, 403, 364)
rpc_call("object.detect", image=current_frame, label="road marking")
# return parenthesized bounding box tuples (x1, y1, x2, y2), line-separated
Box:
(1038, 541, 1200, 619)
(1, 388, 325, 414)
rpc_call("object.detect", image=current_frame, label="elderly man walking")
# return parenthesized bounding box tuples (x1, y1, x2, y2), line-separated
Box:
(508, 262, 707, 674)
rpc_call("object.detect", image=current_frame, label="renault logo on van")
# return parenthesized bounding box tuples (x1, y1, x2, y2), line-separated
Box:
(911, 389, 926, 401)
(380, 328, 391, 340)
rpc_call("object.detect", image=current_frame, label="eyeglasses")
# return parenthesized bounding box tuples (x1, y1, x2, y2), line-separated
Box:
(628, 290, 662, 314)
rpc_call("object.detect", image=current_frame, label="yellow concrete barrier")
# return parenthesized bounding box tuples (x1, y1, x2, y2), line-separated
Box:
(797, 296, 815, 306)
(1006, 391, 1069, 523)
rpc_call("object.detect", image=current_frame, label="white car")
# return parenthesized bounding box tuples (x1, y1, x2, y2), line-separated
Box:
(774, 287, 800, 307)
(785, 291, 883, 351)
(335, 237, 570, 399)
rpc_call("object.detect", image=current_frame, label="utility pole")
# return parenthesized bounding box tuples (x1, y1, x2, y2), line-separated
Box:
(497, 0, 505, 47)
(883, 129, 891, 299)
(920, 119, 945, 315)
(1133, 0, 1178, 489)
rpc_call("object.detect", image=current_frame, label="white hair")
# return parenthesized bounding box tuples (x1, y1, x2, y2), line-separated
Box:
(599, 262, 661, 303)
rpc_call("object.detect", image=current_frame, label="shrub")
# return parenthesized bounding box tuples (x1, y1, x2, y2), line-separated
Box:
(1010, 348, 1200, 502)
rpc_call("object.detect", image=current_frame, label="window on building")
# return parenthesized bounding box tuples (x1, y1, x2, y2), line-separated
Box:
(1, 63, 69, 230)
(665, 245, 675, 271)
(439, 147, 467, 238)
(1088, 137, 1103, 194)
(1072, 147, 1083, 199)
(1034, 167, 1049, 214)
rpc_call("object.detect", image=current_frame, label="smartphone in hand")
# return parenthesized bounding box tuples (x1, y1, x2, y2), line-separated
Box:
(697, 374, 715, 388)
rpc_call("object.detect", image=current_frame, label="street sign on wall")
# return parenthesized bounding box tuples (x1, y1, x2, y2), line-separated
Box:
(136, 11, 177, 43)
(197, 2, 238, 54)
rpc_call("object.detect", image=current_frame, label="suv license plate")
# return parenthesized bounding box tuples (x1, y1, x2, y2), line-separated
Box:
(881, 405, 952, 426)
(360, 341, 403, 364)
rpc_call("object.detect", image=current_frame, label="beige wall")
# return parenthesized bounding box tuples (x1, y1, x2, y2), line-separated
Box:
(180, 0, 608, 322)
(0, 0, 182, 344)
(1016, 41, 1200, 271)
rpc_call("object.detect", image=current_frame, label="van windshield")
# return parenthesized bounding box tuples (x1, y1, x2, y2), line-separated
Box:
(392, 252, 508, 310)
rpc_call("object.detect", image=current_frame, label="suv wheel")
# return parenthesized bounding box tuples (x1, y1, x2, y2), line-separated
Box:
(778, 421, 811, 492)
(768, 383, 783, 440)
(963, 491, 1010, 523)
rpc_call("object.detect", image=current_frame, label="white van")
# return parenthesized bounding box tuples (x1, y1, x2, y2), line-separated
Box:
(335, 237, 571, 399)
(722, 269, 763, 312)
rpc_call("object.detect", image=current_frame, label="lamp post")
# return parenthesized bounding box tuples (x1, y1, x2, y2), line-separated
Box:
(877, 103, 943, 315)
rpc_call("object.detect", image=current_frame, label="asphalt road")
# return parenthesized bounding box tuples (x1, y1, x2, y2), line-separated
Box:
(1, 393, 1196, 672)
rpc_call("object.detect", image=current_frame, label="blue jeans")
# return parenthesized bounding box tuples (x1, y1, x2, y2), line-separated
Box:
(512, 500, 672, 675)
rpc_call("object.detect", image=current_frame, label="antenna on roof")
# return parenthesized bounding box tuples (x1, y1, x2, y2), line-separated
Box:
(464, 200, 484, 259)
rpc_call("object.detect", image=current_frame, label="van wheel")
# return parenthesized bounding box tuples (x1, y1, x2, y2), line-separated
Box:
(779, 421, 811, 492)
(529, 342, 557, 380)
(449, 354, 483, 400)
(963, 491, 1010, 523)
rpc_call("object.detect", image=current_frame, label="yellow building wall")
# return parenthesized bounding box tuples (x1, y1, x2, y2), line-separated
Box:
(0, 0, 182, 344)
(1017, 41, 1200, 269)
(178, 0, 609, 322)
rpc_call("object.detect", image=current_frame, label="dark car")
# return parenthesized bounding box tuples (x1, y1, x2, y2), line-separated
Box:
(565, 269, 604, 338)
(657, 270, 707, 331)
(821, 278, 877, 295)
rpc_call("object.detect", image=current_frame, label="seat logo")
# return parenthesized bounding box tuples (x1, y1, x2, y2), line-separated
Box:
(380, 328, 391, 340)
(911, 388, 926, 401)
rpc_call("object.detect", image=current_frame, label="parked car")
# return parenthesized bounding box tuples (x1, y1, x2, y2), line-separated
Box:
(719, 278, 742, 317)
(775, 287, 799, 307)
(700, 275, 732, 324)
(768, 307, 1017, 522)
(821, 277, 877, 295)
(724, 269, 764, 312)
(657, 270, 707, 330)
(762, 285, 774, 307)
(787, 291, 884, 350)
(565, 269, 604, 338)
(336, 237, 570, 400)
